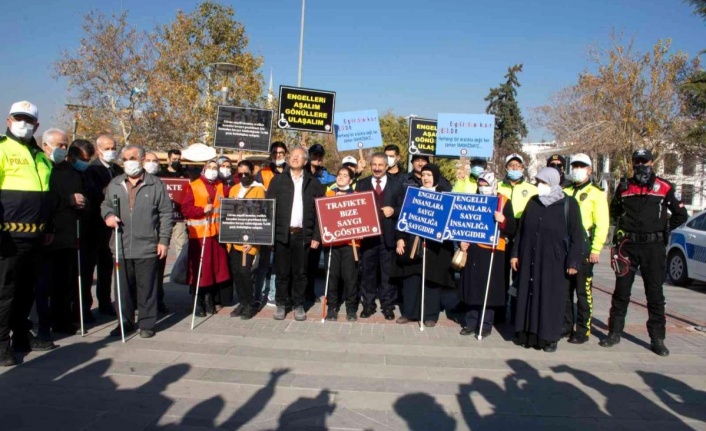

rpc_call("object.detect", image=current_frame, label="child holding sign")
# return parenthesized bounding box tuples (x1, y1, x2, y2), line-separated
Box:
(323, 166, 360, 322)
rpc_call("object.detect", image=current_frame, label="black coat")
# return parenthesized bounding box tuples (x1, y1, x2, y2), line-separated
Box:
(356, 174, 402, 249)
(47, 162, 90, 250)
(511, 195, 586, 342)
(266, 169, 324, 245)
(460, 199, 516, 306)
(84, 159, 124, 228)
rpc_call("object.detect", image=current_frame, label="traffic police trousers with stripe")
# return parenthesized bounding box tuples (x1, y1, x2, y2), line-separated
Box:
(564, 255, 594, 336)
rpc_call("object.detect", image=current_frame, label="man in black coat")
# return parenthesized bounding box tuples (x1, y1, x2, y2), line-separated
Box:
(266, 146, 324, 321)
(83, 134, 123, 316)
(402, 154, 452, 190)
(356, 152, 402, 320)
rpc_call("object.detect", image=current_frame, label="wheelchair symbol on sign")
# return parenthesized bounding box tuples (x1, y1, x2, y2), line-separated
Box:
(322, 227, 336, 243)
(408, 141, 420, 155)
(277, 114, 290, 128)
(397, 214, 409, 231)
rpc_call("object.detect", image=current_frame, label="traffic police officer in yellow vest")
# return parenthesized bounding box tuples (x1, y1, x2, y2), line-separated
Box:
(452, 158, 487, 194)
(0, 101, 55, 366)
(562, 153, 610, 344)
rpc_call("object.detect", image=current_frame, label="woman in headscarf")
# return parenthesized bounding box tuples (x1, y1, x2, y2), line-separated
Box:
(216, 156, 237, 187)
(459, 172, 517, 338)
(510, 167, 585, 352)
(181, 159, 232, 316)
(392, 164, 457, 327)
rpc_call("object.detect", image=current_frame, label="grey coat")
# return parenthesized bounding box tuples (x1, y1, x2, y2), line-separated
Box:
(100, 173, 173, 259)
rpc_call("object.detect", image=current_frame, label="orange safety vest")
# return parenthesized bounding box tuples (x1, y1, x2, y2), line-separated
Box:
(186, 179, 224, 239)
(477, 195, 507, 252)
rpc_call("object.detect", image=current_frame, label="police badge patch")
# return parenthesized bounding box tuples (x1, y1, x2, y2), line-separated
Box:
(653, 183, 660, 192)
(522, 190, 528, 197)
(580, 193, 588, 202)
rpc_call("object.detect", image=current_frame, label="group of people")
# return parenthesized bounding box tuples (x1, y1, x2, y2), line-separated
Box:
(0, 100, 687, 367)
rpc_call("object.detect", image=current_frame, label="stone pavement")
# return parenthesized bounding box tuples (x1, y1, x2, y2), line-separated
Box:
(1, 248, 705, 430)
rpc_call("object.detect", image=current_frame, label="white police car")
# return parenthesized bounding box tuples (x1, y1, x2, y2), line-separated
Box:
(667, 209, 706, 285)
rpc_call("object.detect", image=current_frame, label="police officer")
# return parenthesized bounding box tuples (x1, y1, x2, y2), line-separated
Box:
(600, 148, 688, 356)
(547, 154, 572, 188)
(562, 153, 610, 344)
(452, 158, 487, 193)
(0, 101, 55, 366)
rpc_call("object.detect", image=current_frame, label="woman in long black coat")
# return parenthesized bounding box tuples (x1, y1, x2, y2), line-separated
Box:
(392, 164, 456, 327)
(510, 167, 585, 352)
(458, 172, 517, 338)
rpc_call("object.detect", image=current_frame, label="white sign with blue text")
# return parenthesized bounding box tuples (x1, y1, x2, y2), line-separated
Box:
(334, 109, 383, 152)
(444, 193, 499, 246)
(396, 187, 456, 243)
(434, 113, 495, 158)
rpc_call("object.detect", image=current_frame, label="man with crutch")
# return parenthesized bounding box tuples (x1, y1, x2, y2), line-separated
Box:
(102, 144, 173, 339)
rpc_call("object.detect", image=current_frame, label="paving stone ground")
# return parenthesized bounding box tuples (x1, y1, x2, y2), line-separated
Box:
(1, 248, 705, 430)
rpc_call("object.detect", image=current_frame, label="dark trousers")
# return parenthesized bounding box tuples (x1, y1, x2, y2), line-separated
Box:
(465, 306, 495, 333)
(229, 249, 255, 308)
(157, 257, 167, 307)
(254, 245, 273, 302)
(324, 245, 359, 313)
(116, 257, 158, 330)
(36, 250, 53, 337)
(564, 259, 594, 336)
(401, 276, 458, 322)
(360, 243, 396, 311)
(274, 232, 307, 307)
(0, 237, 40, 344)
(82, 226, 113, 311)
(306, 245, 322, 301)
(50, 249, 79, 329)
(608, 241, 666, 340)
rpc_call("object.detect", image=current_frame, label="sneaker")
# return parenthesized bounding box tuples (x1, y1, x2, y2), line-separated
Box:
(599, 332, 621, 348)
(650, 339, 670, 357)
(273, 306, 286, 320)
(0, 346, 17, 367)
(266, 298, 276, 307)
(294, 306, 306, 322)
(139, 329, 156, 339)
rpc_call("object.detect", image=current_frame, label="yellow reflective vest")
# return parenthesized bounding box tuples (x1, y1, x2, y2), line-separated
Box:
(564, 181, 610, 254)
(452, 176, 478, 194)
(0, 134, 52, 237)
(498, 178, 537, 219)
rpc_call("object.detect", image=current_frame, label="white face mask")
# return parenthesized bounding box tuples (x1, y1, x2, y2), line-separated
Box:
(219, 167, 232, 178)
(572, 168, 588, 183)
(144, 161, 160, 175)
(275, 159, 286, 166)
(478, 186, 493, 195)
(124, 160, 142, 177)
(537, 183, 552, 197)
(100, 149, 117, 163)
(10, 121, 34, 140)
(204, 169, 218, 181)
(387, 156, 396, 168)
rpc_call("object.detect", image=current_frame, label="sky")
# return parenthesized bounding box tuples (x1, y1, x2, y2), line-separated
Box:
(1, 0, 705, 142)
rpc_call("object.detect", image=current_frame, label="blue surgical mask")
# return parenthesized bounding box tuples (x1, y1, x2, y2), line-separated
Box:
(506, 169, 523, 181)
(470, 166, 484, 178)
(72, 159, 90, 172)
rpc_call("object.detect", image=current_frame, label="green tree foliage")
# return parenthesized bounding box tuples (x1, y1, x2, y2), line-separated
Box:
(687, 0, 706, 19)
(680, 70, 706, 153)
(485, 64, 528, 167)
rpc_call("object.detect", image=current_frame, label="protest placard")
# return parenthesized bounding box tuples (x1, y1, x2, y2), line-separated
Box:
(161, 178, 190, 221)
(434, 113, 495, 158)
(315, 191, 381, 245)
(396, 188, 456, 243)
(278, 86, 336, 133)
(408, 118, 437, 156)
(333, 110, 382, 152)
(213, 106, 273, 152)
(444, 193, 499, 245)
(218, 199, 275, 245)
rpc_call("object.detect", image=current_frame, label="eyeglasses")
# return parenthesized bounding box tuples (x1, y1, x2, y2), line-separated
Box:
(549, 162, 563, 168)
(272, 151, 286, 156)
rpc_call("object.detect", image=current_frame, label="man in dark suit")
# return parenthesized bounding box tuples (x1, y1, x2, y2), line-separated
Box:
(266, 146, 324, 322)
(356, 152, 401, 320)
(83, 134, 123, 317)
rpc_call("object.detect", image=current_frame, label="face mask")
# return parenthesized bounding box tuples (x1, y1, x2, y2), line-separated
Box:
(387, 156, 396, 168)
(100, 149, 117, 163)
(204, 169, 218, 181)
(49, 146, 67, 164)
(275, 159, 286, 166)
(72, 159, 90, 172)
(10, 121, 34, 140)
(219, 167, 232, 178)
(170, 161, 181, 170)
(537, 183, 551, 197)
(470, 166, 484, 178)
(239, 173, 253, 187)
(478, 186, 493, 195)
(124, 160, 142, 177)
(506, 169, 523, 181)
(633, 165, 653, 185)
(144, 161, 160, 175)
(572, 168, 588, 183)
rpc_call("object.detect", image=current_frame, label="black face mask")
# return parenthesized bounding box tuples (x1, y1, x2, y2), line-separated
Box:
(240, 173, 253, 187)
(633, 165, 653, 185)
(170, 161, 181, 170)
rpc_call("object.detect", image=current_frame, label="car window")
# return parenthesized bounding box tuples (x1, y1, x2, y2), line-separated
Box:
(687, 214, 706, 231)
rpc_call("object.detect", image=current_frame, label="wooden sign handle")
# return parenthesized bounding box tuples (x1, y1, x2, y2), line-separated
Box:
(410, 236, 420, 259)
(242, 246, 247, 267)
(352, 240, 358, 262)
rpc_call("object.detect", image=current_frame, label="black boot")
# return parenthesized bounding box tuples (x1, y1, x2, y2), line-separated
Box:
(650, 339, 670, 357)
(599, 332, 621, 348)
(194, 295, 206, 317)
(204, 293, 216, 315)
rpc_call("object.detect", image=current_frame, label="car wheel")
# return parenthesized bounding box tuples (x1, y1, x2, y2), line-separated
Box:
(667, 250, 690, 286)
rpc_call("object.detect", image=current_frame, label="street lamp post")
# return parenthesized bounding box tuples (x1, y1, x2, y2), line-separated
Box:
(298, 0, 306, 87)
(65, 104, 87, 141)
(207, 62, 242, 155)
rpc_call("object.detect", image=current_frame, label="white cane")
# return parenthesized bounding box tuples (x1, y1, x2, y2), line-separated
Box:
(420, 239, 427, 332)
(321, 245, 333, 323)
(191, 197, 212, 330)
(478, 200, 502, 341)
(113, 195, 126, 343)
(76, 219, 85, 337)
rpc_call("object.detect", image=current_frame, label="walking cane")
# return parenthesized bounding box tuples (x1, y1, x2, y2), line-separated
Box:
(478, 198, 503, 341)
(191, 197, 212, 330)
(420, 239, 427, 332)
(321, 245, 333, 323)
(76, 219, 85, 337)
(113, 195, 126, 343)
